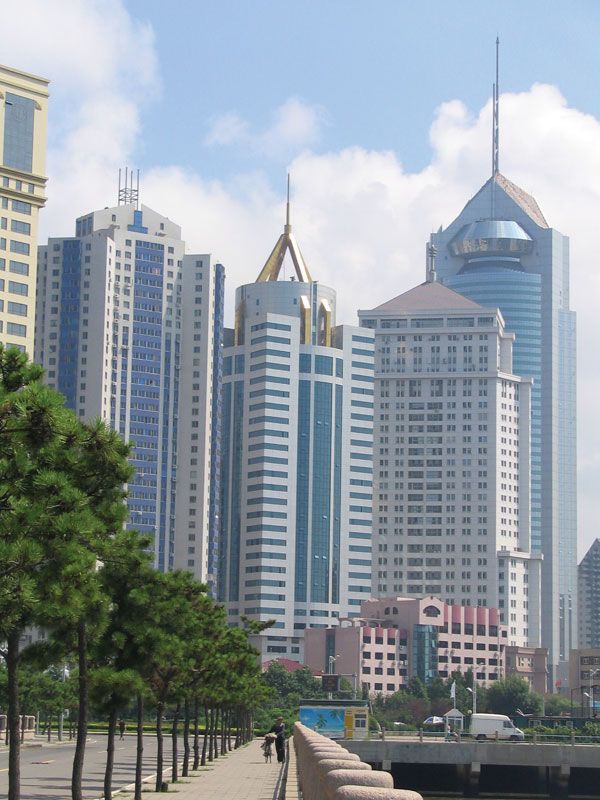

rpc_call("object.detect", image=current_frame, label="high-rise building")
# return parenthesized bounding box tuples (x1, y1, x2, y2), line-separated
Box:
(35, 199, 224, 583)
(358, 276, 541, 649)
(0, 64, 49, 355)
(578, 539, 600, 650)
(431, 173, 577, 685)
(218, 197, 374, 660)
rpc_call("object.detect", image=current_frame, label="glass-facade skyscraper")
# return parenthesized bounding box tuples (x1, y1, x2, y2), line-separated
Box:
(578, 539, 600, 649)
(218, 205, 374, 661)
(36, 202, 224, 584)
(431, 172, 577, 685)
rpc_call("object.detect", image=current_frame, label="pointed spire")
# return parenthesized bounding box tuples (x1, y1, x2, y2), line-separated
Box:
(492, 36, 500, 179)
(256, 175, 313, 283)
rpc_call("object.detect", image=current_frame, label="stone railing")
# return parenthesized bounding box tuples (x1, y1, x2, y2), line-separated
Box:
(293, 722, 422, 800)
(0, 715, 36, 739)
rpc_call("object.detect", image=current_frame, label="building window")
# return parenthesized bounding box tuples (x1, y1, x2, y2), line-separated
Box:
(7, 322, 26, 337)
(3, 93, 35, 172)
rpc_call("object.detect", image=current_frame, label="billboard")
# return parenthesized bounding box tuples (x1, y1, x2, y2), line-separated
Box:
(299, 704, 369, 739)
(299, 705, 346, 738)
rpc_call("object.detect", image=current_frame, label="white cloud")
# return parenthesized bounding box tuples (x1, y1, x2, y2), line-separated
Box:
(204, 112, 250, 147)
(204, 97, 327, 158)
(0, 0, 158, 237)
(1, 1, 598, 559)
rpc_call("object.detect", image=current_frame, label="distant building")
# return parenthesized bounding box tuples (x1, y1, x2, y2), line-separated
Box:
(0, 63, 49, 355)
(505, 645, 548, 695)
(568, 649, 600, 716)
(578, 539, 600, 649)
(432, 172, 577, 686)
(36, 200, 224, 583)
(218, 193, 374, 660)
(358, 277, 541, 649)
(304, 595, 508, 695)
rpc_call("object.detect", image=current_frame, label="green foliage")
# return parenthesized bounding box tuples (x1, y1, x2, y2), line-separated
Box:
(486, 676, 542, 716)
(0, 347, 265, 799)
(543, 693, 572, 717)
(581, 721, 600, 737)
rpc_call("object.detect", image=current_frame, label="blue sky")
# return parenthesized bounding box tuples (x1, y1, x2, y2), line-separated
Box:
(2, 0, 600, 556)
(125, 0, 600, 180)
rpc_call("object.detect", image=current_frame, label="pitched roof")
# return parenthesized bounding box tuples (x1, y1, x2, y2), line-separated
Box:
(373, 280, 484, 313)
(494, 173, 548, 228)
(262, 657, 304, 673)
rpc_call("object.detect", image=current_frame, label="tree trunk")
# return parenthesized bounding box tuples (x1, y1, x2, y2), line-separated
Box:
(182, 698, 190, 777)
(47, 714, 51, 742)
(155, 702, 164, 792)
(7, 629, 21, 800)
(220, 709, 226, 755)
(234, 711, 240, 749)
(208, 707, 214, 761)
(103, 708, 118, 800)
(71, 620, 88, 800)
(192, 698, 200, 771)
(201, 706, 209, 766)
(134, 693, 144, 800)
(171, 702, 180, 783)
(212, 707, 219, 759)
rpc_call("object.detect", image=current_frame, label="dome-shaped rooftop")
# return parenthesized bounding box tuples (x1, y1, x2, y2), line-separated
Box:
(449, 219, 533, 258)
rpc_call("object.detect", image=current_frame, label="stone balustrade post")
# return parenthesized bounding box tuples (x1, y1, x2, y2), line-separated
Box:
(293, 722, 423, 800)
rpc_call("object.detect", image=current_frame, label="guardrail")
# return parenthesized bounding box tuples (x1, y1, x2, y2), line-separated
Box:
(381, 729, 600, 745)
(293, 722, 422, 800)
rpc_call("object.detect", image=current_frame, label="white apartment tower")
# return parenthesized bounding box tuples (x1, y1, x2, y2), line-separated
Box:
(35, 200, 224, 583)
(358, 274, 541, 648)
(218, 198, 374, 660)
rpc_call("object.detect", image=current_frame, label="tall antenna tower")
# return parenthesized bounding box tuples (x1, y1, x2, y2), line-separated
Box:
(118, 167, 140, 208)
(492, 36, 500, 177)
(491, 37, 500, 219)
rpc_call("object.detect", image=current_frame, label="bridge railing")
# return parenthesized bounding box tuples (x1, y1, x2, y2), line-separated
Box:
(292, 721, 422, 800)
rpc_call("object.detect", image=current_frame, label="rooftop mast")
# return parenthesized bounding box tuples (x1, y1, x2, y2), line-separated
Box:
(118, 167, 140, 209)
(491, 37, 500, 219)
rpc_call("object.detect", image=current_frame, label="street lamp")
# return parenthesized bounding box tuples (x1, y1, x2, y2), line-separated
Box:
(467, 685, 477, 715)
(589, 669, 600, 717)
(328, 655, 340, 700)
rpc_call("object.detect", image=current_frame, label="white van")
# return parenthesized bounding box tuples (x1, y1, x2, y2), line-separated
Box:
(469, 713, 525, 741)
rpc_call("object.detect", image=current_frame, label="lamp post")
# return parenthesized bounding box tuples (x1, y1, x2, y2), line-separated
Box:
(328, 655, 339, 701)
(589, 669, 599, 717)
(467, 685, 477, 715)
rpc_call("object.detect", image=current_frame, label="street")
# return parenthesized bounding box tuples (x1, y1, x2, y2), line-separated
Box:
(0, 733, 183, 799)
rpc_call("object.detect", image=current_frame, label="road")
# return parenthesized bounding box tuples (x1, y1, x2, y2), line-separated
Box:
(0, 733, 184, 799)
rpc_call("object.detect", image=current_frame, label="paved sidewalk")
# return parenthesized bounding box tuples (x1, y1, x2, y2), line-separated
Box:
(118, 740, 286, 800)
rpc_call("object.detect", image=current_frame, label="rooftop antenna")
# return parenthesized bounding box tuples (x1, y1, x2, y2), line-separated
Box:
(426, 236, 437, 283)
(285, 172, 291, 231)
(118, 167, 140, 209)
(491, 36, 500, 219)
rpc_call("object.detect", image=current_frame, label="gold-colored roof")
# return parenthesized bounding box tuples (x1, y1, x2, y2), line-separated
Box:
(256, 176, 312, 283)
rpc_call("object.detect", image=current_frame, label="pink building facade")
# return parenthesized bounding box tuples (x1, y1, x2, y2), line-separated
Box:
(304, 596, 508, 695)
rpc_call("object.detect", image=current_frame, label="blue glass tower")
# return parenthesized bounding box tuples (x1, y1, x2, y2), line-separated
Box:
(432, 173, 577, 685)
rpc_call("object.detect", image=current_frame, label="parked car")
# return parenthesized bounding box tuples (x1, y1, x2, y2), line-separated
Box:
(469, 713, 524, 741)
